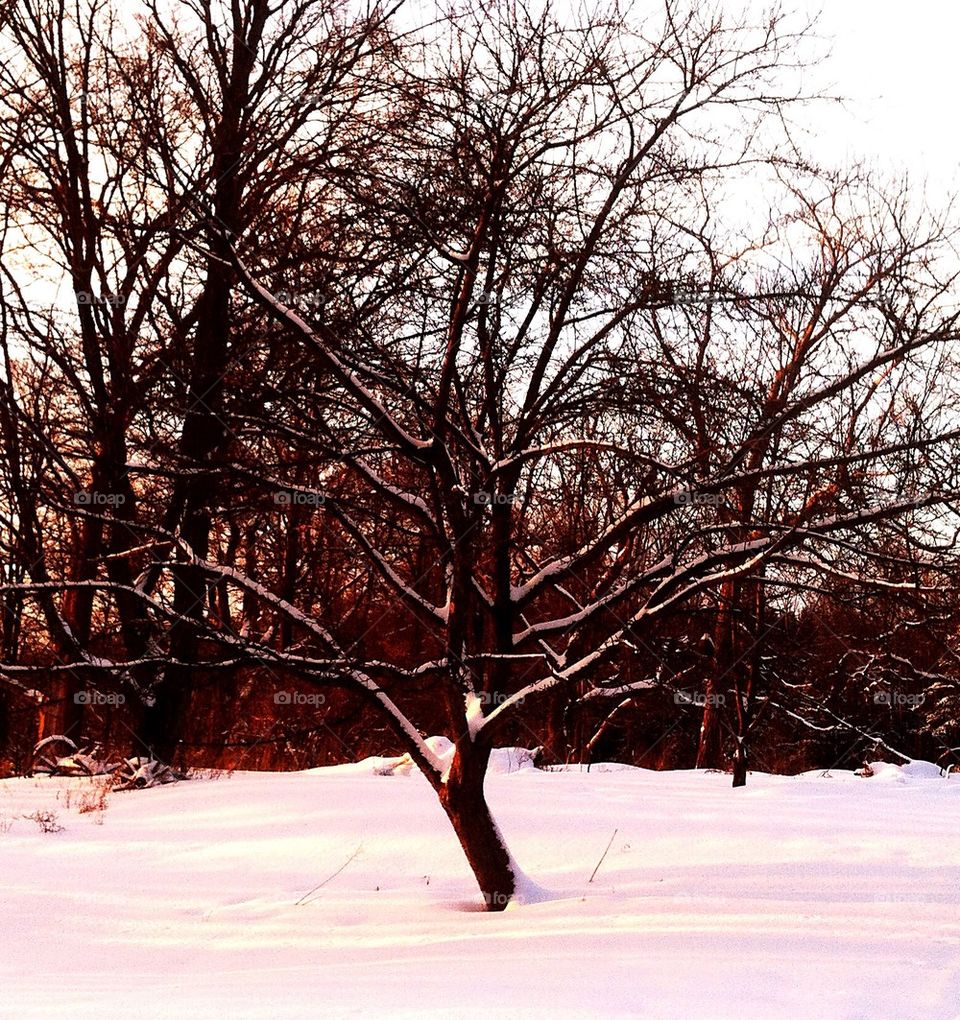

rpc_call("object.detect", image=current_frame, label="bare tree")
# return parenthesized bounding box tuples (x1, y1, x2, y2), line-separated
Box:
(199, 3, 960, 899)
(0, 0, 403, 756)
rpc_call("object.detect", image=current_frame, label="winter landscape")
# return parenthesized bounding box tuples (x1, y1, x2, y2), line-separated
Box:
(2, 0, 960, 1015)
(3, 753, 959, 1018)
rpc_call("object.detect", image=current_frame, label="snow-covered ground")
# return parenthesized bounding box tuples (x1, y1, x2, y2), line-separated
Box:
(1, 752, 958, 1019)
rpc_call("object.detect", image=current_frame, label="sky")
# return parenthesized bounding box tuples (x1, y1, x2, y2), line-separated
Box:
(791, 1, 960, 196)
(7, 0, 960, 311)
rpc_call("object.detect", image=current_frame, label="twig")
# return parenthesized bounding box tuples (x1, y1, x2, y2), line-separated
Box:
(588, 828, 618, 884)
(295, 845, 363, 905)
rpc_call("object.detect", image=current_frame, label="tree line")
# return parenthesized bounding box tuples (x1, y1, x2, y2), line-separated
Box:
(1, 0, 959, 906)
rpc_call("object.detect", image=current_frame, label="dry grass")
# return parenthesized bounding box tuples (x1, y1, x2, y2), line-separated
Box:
(23, 809, 63, 833)
(75, 776, 113, 823)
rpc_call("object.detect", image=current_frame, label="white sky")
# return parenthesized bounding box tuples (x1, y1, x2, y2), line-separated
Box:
(793, 1, 960, 195)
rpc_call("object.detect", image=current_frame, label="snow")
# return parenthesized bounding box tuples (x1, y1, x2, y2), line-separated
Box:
(464, 691, 484, 738)
(353, 741, 537, 781)
(898, 759, 947, 780)
(358, 735, 457, 777)
(1, 757, 958, 1018)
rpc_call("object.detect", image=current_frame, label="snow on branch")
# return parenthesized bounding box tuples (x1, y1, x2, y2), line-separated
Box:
(229, 249, 433, 456)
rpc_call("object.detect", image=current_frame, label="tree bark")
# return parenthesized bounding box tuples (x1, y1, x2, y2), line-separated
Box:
(696, 580, 739, 770)
(695, 685, 724, 770)
(438, 742, 516, 911)
(732, 737, 748, 787)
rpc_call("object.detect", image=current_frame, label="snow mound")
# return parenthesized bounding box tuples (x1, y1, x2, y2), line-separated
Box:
(422, 735, 455, 761)
(338, 736, 456, 777)
(861, 759, 945, 782)
(346, 740, 538, 778)
(488, 747, 538, 774)
(861, 762, 907, 783)
(507, 866, 555, 907)
(390, 736, 456, 776)
(900, 759, 945, 779)
(326, 754, 408, 776)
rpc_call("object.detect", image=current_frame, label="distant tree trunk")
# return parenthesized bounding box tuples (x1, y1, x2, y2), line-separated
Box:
(695, 691, 723, 770)
(138, 1, 268, 762)
(543, 694, 568, 765)
(241, 523, 260, 634)
(731, 577, 764, 787)
(731, 736, 748, 787)
(0, 688, 10, 766)
(697, 588, 736, 770)
(279, 506, 303, 649)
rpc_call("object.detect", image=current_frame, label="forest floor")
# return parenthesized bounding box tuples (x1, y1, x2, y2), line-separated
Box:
(1, 750, 958, 1018)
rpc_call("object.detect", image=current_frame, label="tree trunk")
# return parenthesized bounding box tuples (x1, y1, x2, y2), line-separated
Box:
(136, 3, 265, 764)
(695, 680, 724, 769)
(438, 743, 516, 911)
(729, 576, 764, 788)
(696, 583, 739, 770)
(732, 737, 748, 787)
